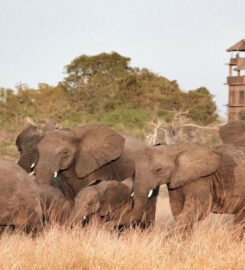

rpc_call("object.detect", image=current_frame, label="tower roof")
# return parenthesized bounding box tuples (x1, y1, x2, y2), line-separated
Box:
(227, 39, 245, 52)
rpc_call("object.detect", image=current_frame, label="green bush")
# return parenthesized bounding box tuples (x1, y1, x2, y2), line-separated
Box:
(101, 104, 152, 129)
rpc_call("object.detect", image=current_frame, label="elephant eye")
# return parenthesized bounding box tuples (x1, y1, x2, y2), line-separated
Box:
(62, 150, 69, 155)
(156, 168, 162, 173)
(87, 201, 94, 206)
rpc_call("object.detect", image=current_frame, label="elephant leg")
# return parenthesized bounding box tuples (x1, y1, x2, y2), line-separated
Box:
(168, 187, 185, 220)
(169, 183, 212, 235)
(143, 186, 160, 227)
(233, 208, 245, 239)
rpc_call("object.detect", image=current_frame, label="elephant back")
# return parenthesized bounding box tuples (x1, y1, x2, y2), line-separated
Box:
(0, 158, 43, 231)
(219, 121, 245, 147)
(214, 144, 245, 197)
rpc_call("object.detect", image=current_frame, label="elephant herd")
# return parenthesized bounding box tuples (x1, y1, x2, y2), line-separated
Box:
(1, 121, 245, 237)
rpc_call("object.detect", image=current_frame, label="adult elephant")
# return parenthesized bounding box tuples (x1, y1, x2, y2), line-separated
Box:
(16, 124, 73, 224)
(0, 158, 43, 233)
(219, 120, 245, 147)
(116, 143, 245, 236)
(34, 124, 159, 225)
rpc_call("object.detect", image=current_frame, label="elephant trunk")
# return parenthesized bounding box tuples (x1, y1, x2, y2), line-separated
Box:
(18, 154, 32, 173)
(35, 158, 60, 186)
(122, 177, 134, 193)
(18, 150, 38, 173)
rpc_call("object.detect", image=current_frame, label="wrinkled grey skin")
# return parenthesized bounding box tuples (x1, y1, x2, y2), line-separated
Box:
(34, 124, 158, 225)
(0, 158, 43, 233)
(73, 177, 133, 224)
(117, 143, 245, 237)
(219, 120, 245, 147)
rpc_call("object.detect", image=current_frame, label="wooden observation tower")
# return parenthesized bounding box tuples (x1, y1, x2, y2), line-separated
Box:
(226, 39, 245, 121)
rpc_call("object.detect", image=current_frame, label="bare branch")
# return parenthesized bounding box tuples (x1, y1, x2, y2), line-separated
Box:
(145, 108, 225, 146)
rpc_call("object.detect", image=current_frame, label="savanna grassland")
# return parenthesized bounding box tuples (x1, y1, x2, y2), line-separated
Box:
(0, 52, 241, 270)
(0, 197, 244, 270)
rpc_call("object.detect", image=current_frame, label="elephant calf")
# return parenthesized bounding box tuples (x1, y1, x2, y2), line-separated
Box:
(0, 158, 43, 233)
(117, 143, 245, 237)
(73, 178, 134, 224)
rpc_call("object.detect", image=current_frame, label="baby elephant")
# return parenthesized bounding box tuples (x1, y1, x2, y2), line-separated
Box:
(0, 158, 43, 233)
(73, 178, 134, 224)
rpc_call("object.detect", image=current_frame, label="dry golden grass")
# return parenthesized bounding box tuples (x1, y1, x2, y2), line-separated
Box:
(0, 197, 245, 270)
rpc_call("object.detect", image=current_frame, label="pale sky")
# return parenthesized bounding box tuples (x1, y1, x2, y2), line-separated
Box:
(1, 0, 245, 118)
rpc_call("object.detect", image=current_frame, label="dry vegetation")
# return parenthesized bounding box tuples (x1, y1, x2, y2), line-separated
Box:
(0, 196, 244, 270)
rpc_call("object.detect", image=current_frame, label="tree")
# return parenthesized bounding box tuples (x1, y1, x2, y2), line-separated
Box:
(63, 52, 132, 89)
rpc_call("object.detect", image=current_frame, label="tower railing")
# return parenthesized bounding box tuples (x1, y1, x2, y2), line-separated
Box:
(227, 76, 245, 85)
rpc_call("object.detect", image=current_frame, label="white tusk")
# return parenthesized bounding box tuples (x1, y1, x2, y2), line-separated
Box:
(31, 163, 35, 169)
(130, 192, 134, 198)
(83, 216, 87, 220)
(54, 171, 58, 178)
(148, 189, 153, 198)
(29, 171, 35, 176)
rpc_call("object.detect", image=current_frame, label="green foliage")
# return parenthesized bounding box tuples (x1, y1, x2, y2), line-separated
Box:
(0, 52, 218, 143)
(64, 52, 132, 89)
(186, 87, 218, 125)
(101, 104, 152, 129)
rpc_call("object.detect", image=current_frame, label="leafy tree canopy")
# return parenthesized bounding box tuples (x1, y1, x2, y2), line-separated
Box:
(0, 52, 218, 138)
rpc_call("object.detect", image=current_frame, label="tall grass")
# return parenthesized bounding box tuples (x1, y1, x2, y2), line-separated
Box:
(0, 198, 244, 270)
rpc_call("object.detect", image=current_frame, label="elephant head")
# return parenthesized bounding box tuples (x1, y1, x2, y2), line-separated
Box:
(16, 123, 57, 173)
(34, 125, 125, 186)
(123, 143, 221, 222)
(219, 120, 245, 147)
(73, 177, 133, 223)
(16, 125, 42, 172)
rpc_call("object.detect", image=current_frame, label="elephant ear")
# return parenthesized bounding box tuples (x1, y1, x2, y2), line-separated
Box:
(100, 187, 126, 216)
(170, 145, 221, 189)
(74, 125, 125, 178)
(16, 125, 39, 152)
